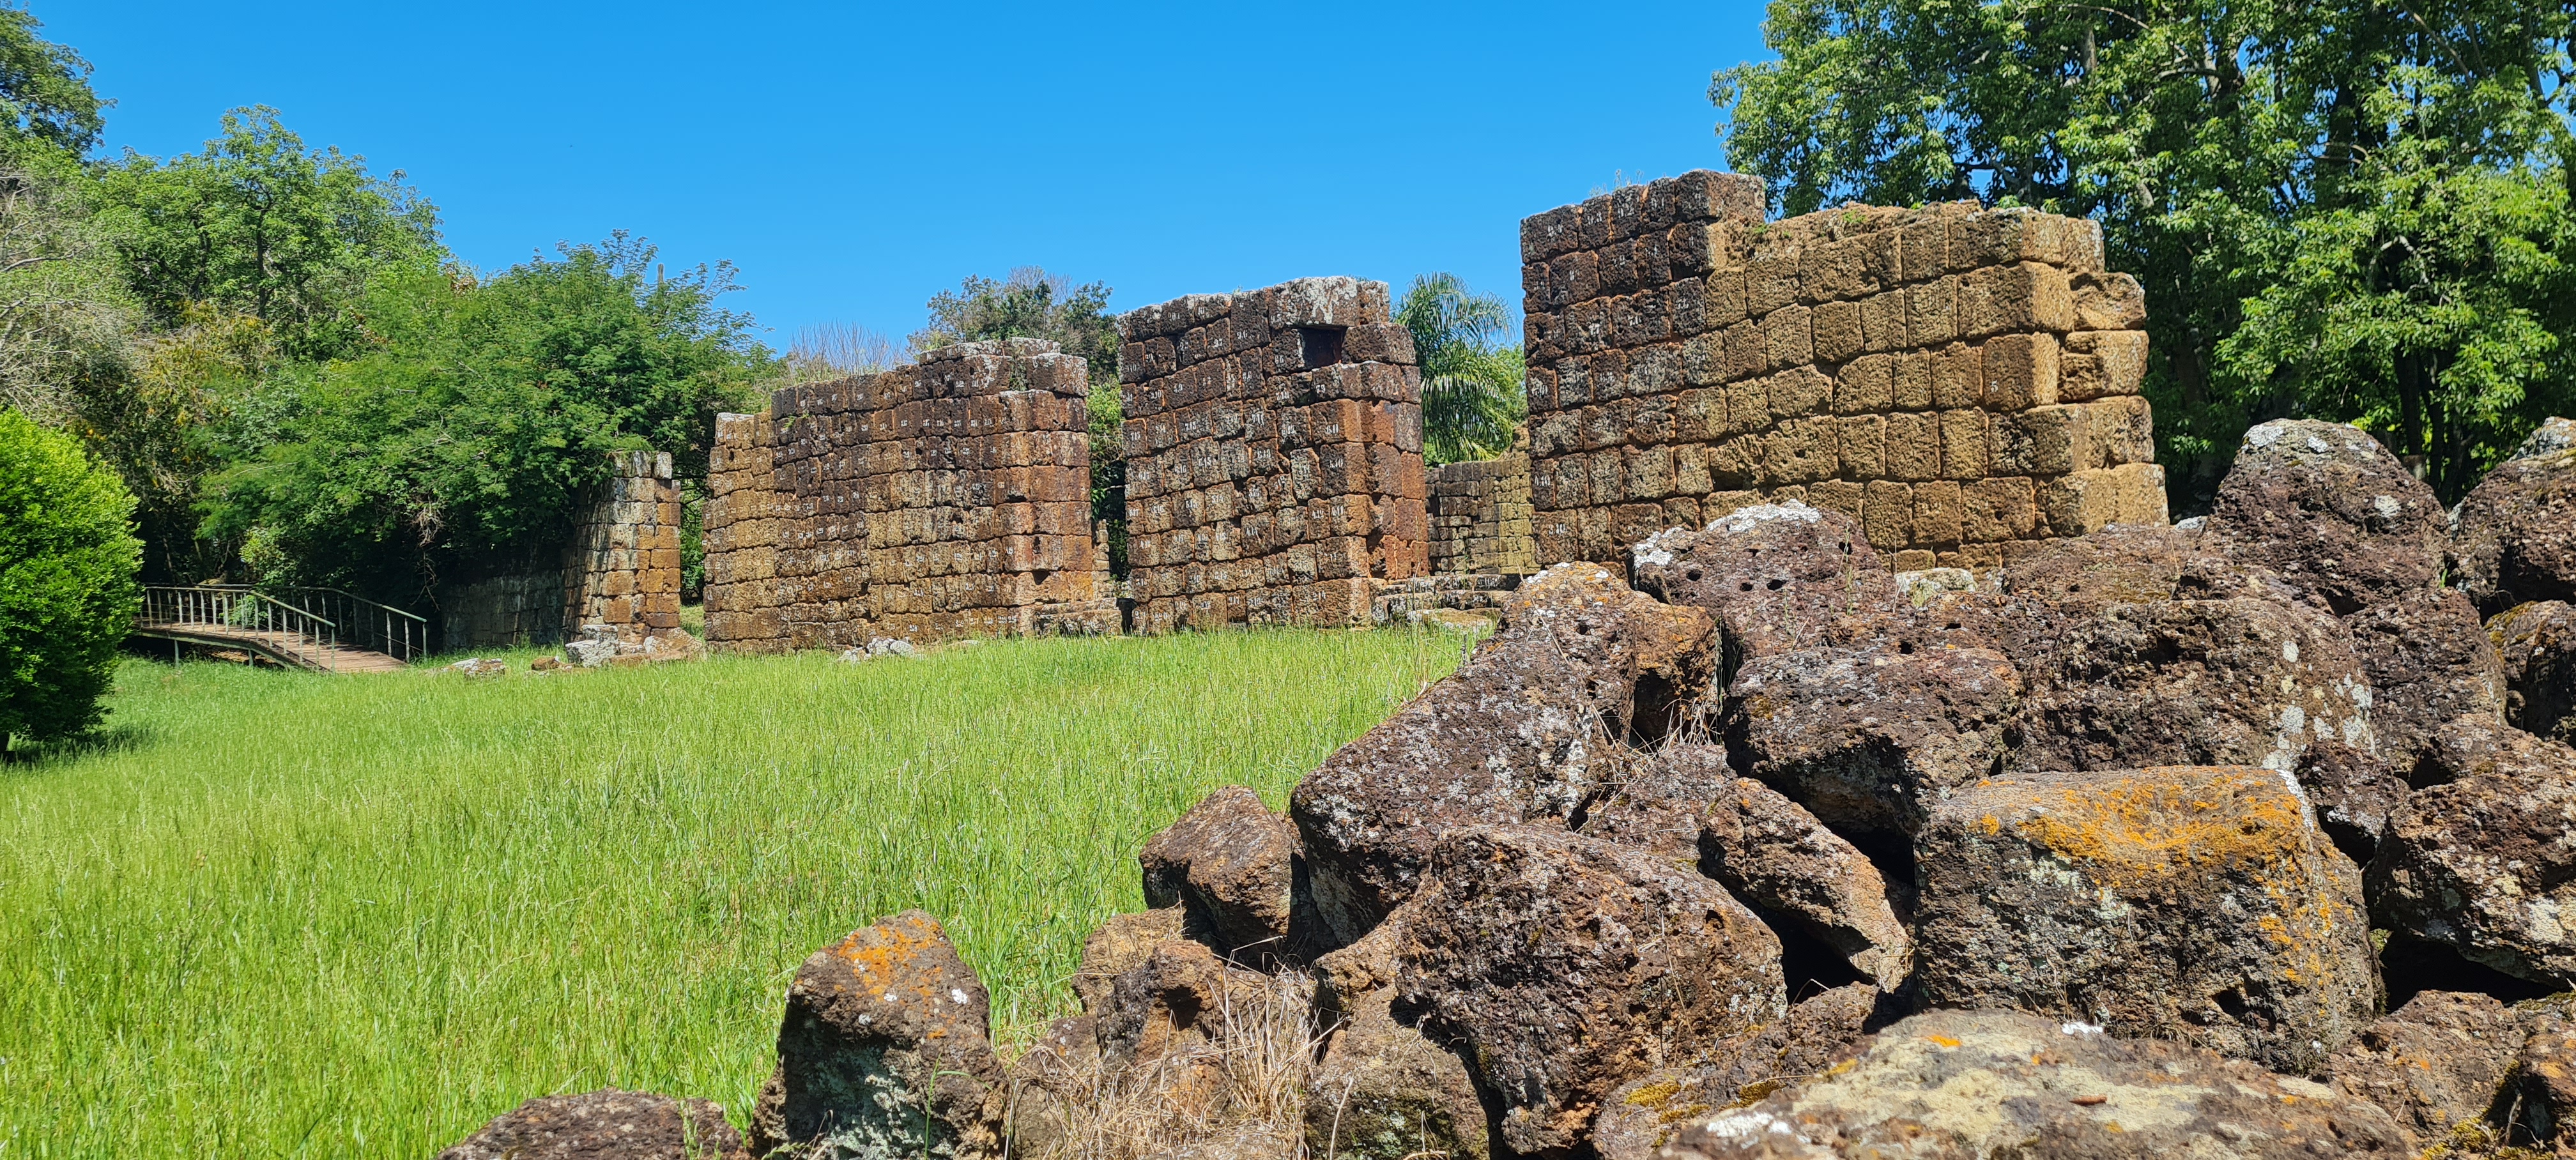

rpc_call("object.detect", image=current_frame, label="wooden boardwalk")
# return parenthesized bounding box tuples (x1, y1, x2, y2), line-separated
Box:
(132, 620, 412, 674)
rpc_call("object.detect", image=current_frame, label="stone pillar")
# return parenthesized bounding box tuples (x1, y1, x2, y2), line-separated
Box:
(564, 449, 684, 641)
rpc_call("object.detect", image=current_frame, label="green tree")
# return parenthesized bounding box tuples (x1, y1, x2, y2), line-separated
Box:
(0, 408, 139, 748)
(90, 106, 443, 362)
(1712, 0, 2576, 502)
(0, 4, 103, 158)
(1399, 273, 1527, 465)
(203, 236, 767, 600)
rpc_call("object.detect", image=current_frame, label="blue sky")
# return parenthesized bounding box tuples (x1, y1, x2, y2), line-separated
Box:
(52, 1, 1776, 349)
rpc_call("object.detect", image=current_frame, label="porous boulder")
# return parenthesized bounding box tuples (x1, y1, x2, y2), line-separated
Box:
(2452, 417, 2576, 615)
(2492, 600, 2576, 744)
(749, 910, 1005, 1160)
(1698, 775, 1912, 990)
(2341, 587, 2506, 776)
(1140, 785, 1303, 966)
(1072, 906, 1186, 1015)
(1653, 1009, 2411, 1158)
(1721, 635, 2021, 839)
(2205, 418, 2446, 614)
(1305, 984, 1491, 1160)
(1591, 984, 1880, 1160)
(2368, 745, 2576, 986)
(1291, 563, 1714, 945)
(437, 1090, 749, 1160)
(2327, 991, 2535, 1144)
(1628, 501, 1897, 670)
(1093, 936, 1271, 1077)
(1390, 825, 1786, 1157)
(1912, 766, 2380, 1074)
(1001, 1015, 1099, 1157)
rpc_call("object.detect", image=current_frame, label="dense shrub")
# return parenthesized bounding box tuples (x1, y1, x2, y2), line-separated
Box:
(0, 409, 140, 745)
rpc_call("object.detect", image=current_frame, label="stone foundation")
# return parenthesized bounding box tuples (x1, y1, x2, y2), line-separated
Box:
(1519, 171, 2166, 572)
(702, 339, 1111, 651)
(1428, 451, 1538, 576)
(1117, 278, 1430, 633)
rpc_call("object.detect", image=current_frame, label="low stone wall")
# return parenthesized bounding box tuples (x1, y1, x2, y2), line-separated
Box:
(1117, 278, 1430, 632)
(1428, 452, 1538, 577)
(1519, 170, 2167, 572)
(702, 339, 1114, 651)
(438, 571, 564, 652)
(564, 450, 683, 641)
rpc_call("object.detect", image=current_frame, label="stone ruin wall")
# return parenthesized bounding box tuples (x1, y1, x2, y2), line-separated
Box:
(440, 449, 684, 650)
(1117, 278, 1429, 633)
(1519, 170, 2166, 572)
(700, 339, 1114, 651)
(563, 450, 684, 641)
(1427, 448, 1538, 577)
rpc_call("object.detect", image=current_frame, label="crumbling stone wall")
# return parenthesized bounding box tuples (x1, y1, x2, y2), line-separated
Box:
(1520, 171, 2166, 571)
(438, 449, 686, 650)
(701, 339, 1113, 651)
(1427, 450, 1537, 577)
(1118, 278, 1429, 633)
(564, 450, 684, 641)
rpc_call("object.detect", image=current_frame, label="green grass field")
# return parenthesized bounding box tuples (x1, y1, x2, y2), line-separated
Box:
(0, 630, 1463, 1157)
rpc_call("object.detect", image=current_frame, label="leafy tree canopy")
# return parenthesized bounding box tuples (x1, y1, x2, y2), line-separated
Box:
(203, 236, 767, 598)
(90, 107, 443, 362)
(0, 5, 102, 158)
(0, 408, 139, 745)
(1399, 273, 1527, 465)
(1713, 0, 2576, 501)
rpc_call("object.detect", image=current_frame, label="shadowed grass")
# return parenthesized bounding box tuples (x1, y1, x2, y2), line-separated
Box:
(0, 629, 1462, 1157)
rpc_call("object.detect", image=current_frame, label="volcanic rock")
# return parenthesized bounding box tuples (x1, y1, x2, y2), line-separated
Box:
(1592, 984, 1880, 1160)
(749, 910, 1004, 1160)
(1912, 766, 2380, 1074)
(1721, 636, 2020, 838)
(2492, 599, 2576, 744)
(436, 1089, 748, 1160)
(2452, 418, 2576, 615)
(1305, 985, 1491, 1160)
(2326, 990, 2533, 1143)
(1652, 1009, 2411, 1158)
(2343, 586, 2507, 775)
(1697, 775, 1912, 990)
(2206, 418, 2447, 614)
(1628, 501, 1898, 674)
(1140, 785, 1302, 967)
(1291, 562, 1714, 945)
(1389, 824, 1785, 1156)
(1073, 906, 1186, 1015)
(2368, 746, 2576, 986)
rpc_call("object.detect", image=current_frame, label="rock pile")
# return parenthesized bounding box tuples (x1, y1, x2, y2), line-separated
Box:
(441, 417, 2576, 1159)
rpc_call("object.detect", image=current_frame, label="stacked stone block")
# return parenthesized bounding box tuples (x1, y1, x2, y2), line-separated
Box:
(701, 339, 1114, 651)
(1520, 171, 2166, 572)
(1428, 451, 1538, 576)
(564, 449, 684, 641)
(1119, 278, 1430, 633)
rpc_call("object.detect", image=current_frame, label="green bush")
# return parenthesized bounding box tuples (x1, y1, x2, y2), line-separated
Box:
(0, 410, 140, 745)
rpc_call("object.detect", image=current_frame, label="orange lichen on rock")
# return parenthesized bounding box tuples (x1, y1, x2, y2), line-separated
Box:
(2010, 765, 2313, 892)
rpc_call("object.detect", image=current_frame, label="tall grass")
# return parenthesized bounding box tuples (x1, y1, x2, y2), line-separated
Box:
(0, 630, 1462, 1157)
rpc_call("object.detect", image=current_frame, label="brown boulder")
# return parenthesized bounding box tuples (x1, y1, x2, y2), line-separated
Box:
(1652, 1009, 2411, 1158)
(1628, 501, 1898, 673)
(436, 1090, 748, 1160)
(1390, 824, 1786, 1157)
(1291, 563, 1714, 945)
(2327, 991, 2533, 1143)
(1094, 936, 1272, 1076)
(1073, 906, 1186, 1015)
(1304, 986, 1491, 1160)
(749, 910, 1005, 1159)
(2294, 739, 2411, 862)
(2492, 600, 2576, 745)
(1912, 767, 2381, 1074)
(2495, 1012, 2576, 1150)
(2368, 747, 2576, 986)
(1721, 637, 2021, 838)
(1573, 742, 1740, 859)
(1140, 786, 1303, 967)
(2451, 419, 2576, 616)
(1698, 775, 1912, 990)
(2206, 418, 2447, 614)
(1000, 1015, 1099, 1157)
(2342, 586, 2507, 775)
(1592, 984, 1879, 1160)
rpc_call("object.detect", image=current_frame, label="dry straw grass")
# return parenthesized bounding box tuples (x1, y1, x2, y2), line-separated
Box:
(1008, 973, 1324, 1160)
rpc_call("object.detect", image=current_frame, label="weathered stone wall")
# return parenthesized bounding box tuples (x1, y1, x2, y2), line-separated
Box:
(701, 339, 1112, 651)
(1427, 450, 1537, 577)
(438, 570, 564, 652)
(564, 450, 684, 641)
(1117, 278, 1429, 633)
(1519, 171, 2166, 571)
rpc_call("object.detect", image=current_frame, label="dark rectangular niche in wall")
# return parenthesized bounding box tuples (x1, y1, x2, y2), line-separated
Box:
(1300, 325, 1347, 369)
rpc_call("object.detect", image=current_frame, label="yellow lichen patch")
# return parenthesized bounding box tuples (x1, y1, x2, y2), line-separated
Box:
(2011, 768, 2311, 892)
(1624, 1079, 1683, 1108)
(1926, 1034, 1962, 1048)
